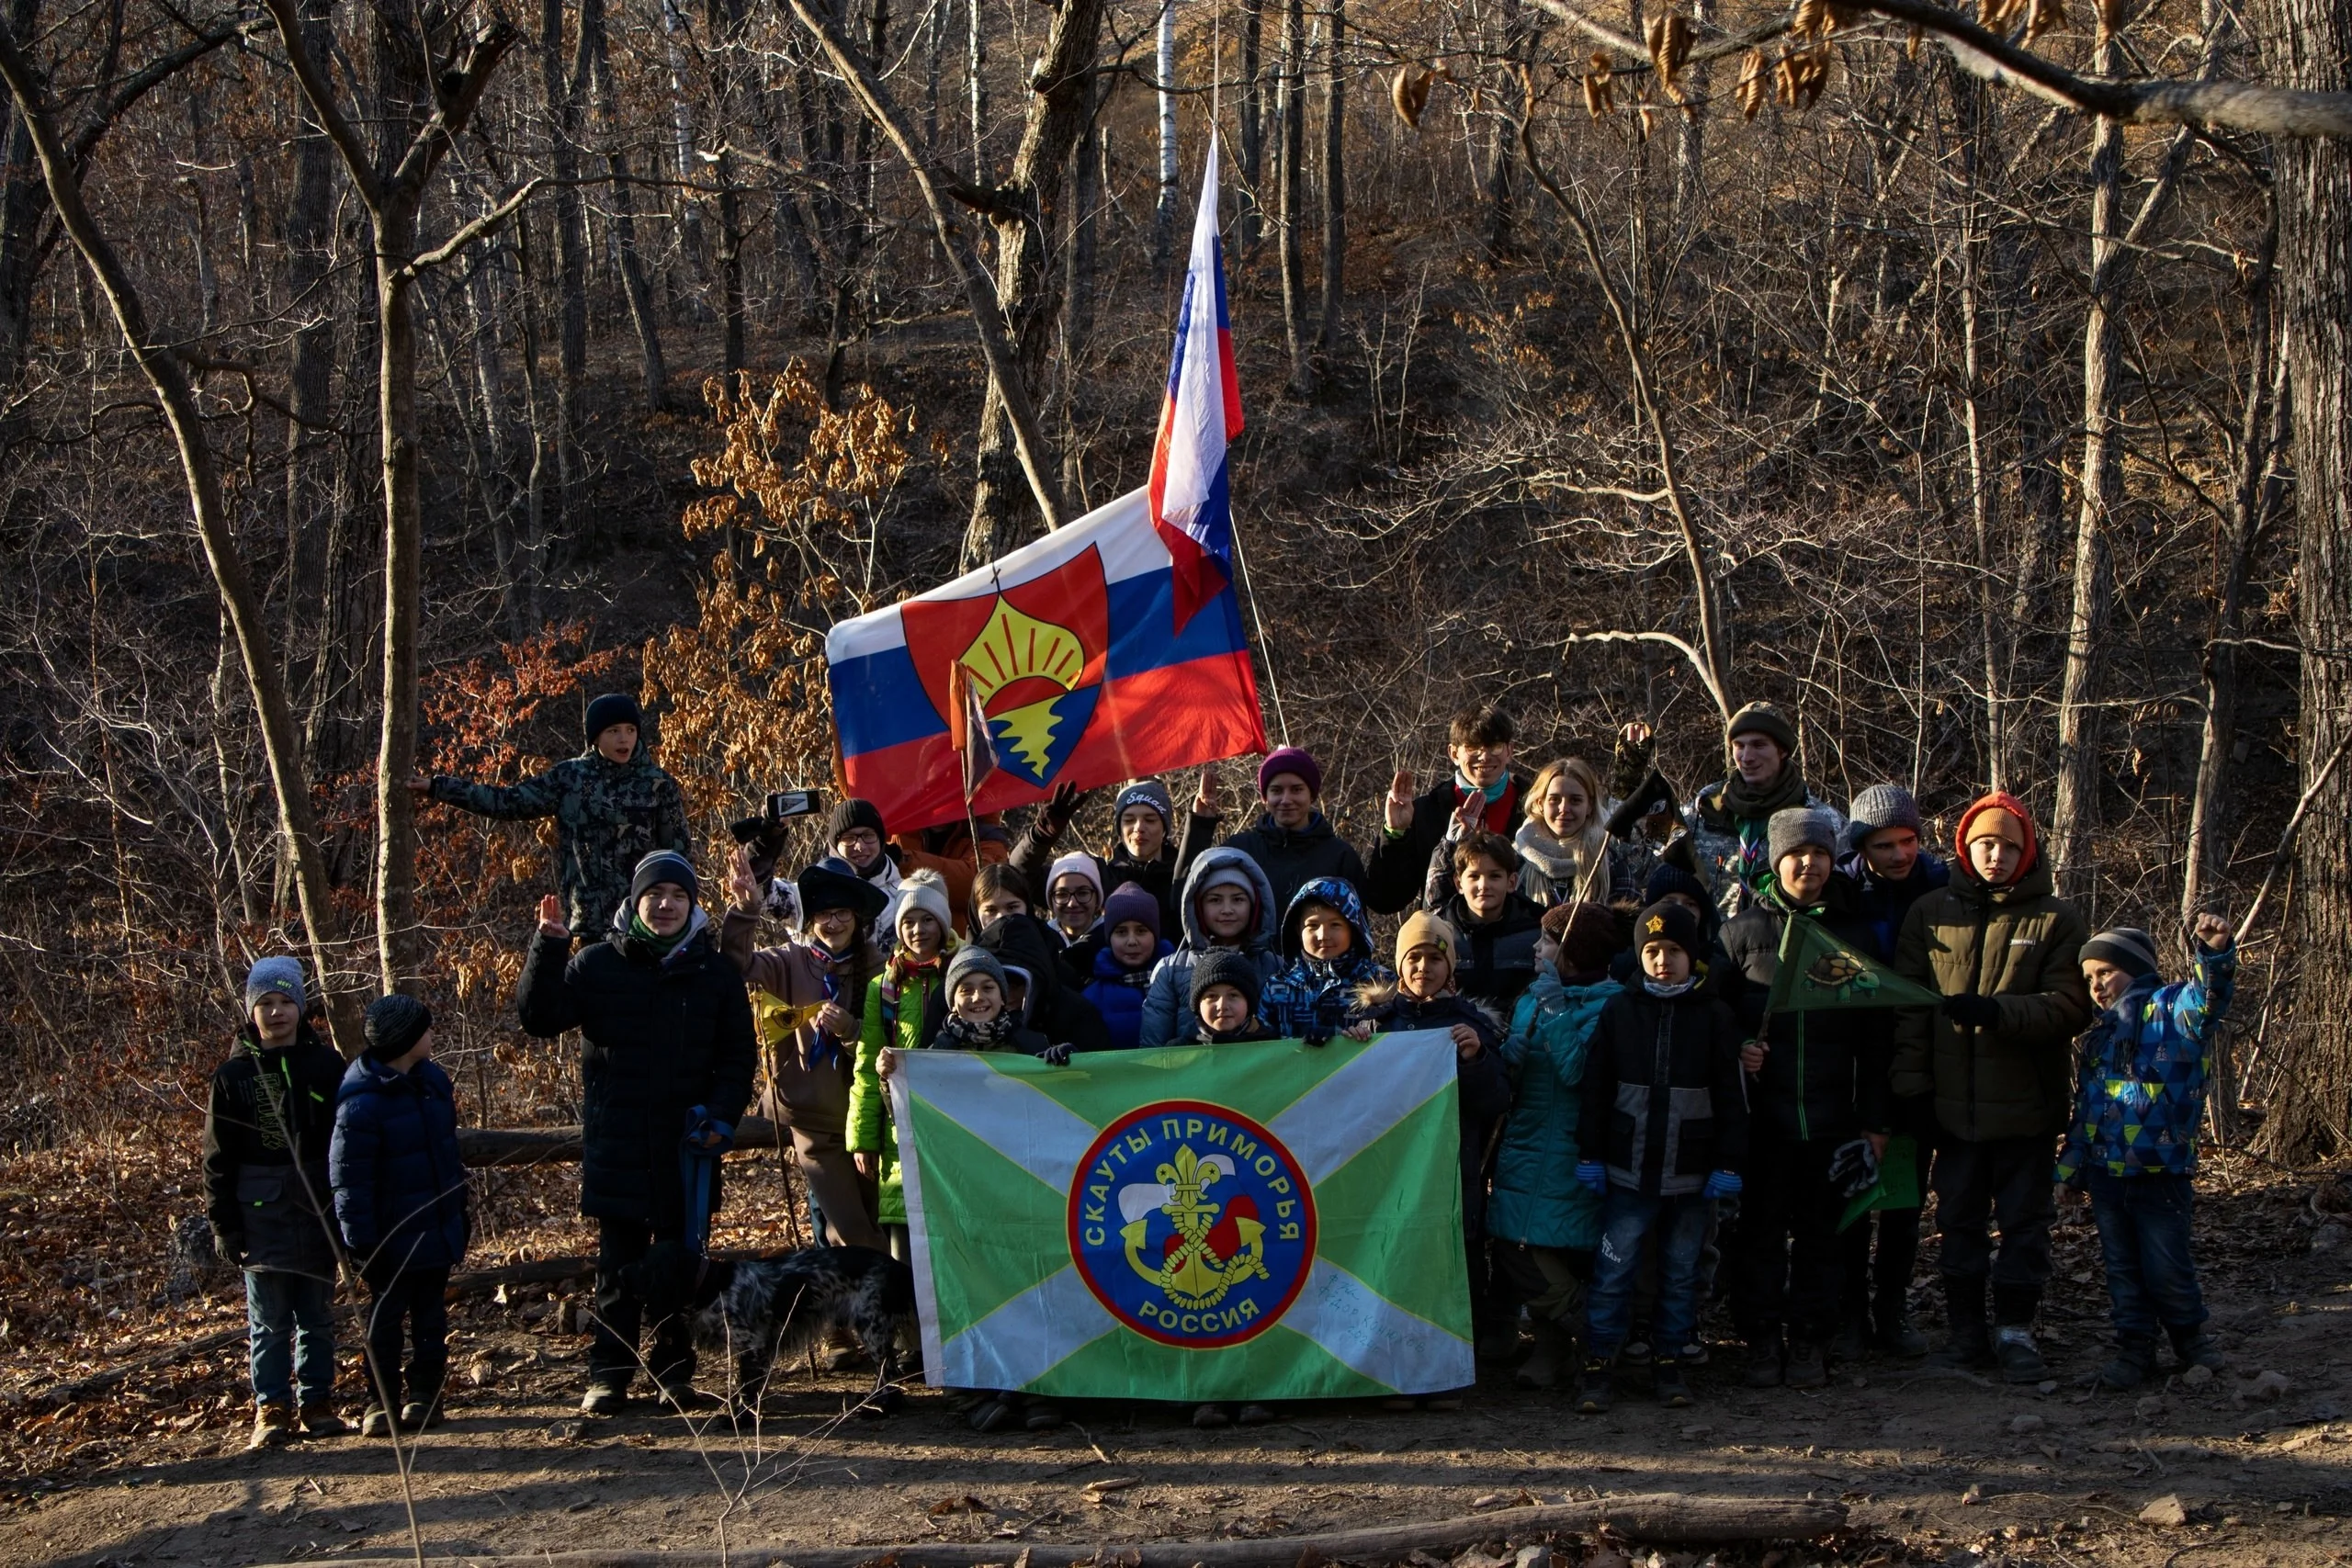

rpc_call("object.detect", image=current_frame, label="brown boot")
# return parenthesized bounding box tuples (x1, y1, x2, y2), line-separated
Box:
(248, 1401, 298, 1450)
(299, 1402, 347, 1438)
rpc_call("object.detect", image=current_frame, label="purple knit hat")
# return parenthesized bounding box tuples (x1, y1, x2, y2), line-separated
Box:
(1102, 881, 1163, 940)
(1257, 747, 1324, 799)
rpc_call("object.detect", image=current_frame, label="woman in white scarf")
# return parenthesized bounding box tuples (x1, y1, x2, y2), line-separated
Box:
(1515, 757, 1634, 908)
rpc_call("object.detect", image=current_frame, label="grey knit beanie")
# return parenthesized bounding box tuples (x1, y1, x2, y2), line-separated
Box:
(2081, 928, 2162, 981)
(1768, 807, 1841, 864)
(944, 945, 1011, 1004)
(244, 956, 306, 1011)
(1844, 784, 1924, 852)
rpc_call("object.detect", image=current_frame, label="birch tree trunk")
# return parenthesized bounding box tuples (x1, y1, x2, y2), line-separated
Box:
(1155, 0, 1177, 276)
(1317, 1, 1344, 352)
(1276, 0, 1312, 396)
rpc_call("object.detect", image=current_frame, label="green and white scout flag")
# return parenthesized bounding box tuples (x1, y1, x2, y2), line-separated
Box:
(888, 1031, 1472, 1402)
(1765, 913, 1944, 1014)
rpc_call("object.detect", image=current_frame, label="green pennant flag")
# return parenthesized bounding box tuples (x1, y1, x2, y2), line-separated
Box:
(1765, 912, 1945, 1014)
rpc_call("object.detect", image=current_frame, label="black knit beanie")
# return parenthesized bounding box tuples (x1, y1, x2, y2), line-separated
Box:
(825, 797, 888, 845)
(365, 994, 434, 1062)
(585, 693, 642, 742)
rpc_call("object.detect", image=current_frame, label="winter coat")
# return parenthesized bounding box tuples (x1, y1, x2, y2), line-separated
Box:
(330, 1056, 469, 1274)
(2055, 944, 2235, 1183)
(1081, 940, 1172, 1051)
(1715, 876, 1889, 1145)
(1010, 809, 1216, 937)
(1490, 974, 1621, 1249)
(1684, 777, 1840, 920)
(1258, 877, 1393, 1042)
(922, 915, 1114, 1054)
(720, 910, 880, 1136)
(516, 914, 758, 1224)
(1835, 848, 1951, 962)
(1583, 979, 1748, 1197)
(1218, 812, 1370, 923)
(1137, 847, 1283, 1048)
(1363, 771, 1535, 915)
(1355, 983, 1512, 1236)
(201, 1025, 344, 1278)
(429, 747, 690, 935)
(846, 952, 951, 1226)
(1437, 888, 1549, 1013)
(1888, 854, 2093, 1143)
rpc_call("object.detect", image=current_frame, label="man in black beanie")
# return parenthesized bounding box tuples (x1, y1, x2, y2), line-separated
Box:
(412, 692, 691, 935)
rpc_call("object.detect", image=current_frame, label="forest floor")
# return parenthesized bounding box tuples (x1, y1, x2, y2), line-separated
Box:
(2, 1149, 2347, 1568)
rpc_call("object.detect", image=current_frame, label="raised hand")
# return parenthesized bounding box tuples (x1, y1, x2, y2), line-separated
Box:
(1451, 788, 1485, 838)
(406, 775, 434, 797)
(726, 843, 763, 914)
(2193, 911, 2232, 952)
(1041, 781, 1086, 839)
(1618, 720, 1653, 750)
(1385, 771, 1416, 833)
(537, 894, 570, 940)
(1194, 767, 1220, 817)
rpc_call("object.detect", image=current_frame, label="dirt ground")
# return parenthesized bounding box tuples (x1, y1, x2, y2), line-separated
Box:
(5, 1151, 2349, 1568)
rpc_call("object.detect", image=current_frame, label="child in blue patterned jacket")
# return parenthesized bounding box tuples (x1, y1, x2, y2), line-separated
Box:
(2056, 912, 2235, 1392)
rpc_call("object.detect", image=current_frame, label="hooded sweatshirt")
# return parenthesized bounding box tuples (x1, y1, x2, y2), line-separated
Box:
(1888, 792, 2093, 1143)
(1136, 847, 1282, 1049)
(1259, 877, 1394, 1041)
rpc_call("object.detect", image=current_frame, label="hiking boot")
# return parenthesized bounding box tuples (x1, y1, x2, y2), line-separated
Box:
(1830, 1314, 1864, 1364)
(1023, 1400, 1067, 1431)
(1743, 1336, 1785, 1388)
(1514, 1319, 1572, 1391)
(1935, 1277, 1994, 1368)
(1574, 1359, 1613, 1415)
(579, 1382, 630, 1417)
(2095, 1334, 2158, 1393)
(1618, 1336, 1653, 1369)
(1784, 1339, 1829, 1389)
(400, 1399, 445, 1431)
(299, 1403, 346, 1438)
(1994, 1325, 2049, 1383)
(1192, 1402, 1234, 1429)
(1873, 1305, 1929, 1359)
(1677, 1337, 1710, 1366)
(2169, 1326, 2227, 1372)
(1652, 1360, 1692, 1408)
(358, 1406, 401, 1438)
(967, 1393, 1021, 1433)
(249, 1401, 298, 1450)
(656, 1381, 718, 1413)
(1236, 1403, 1277, 1427)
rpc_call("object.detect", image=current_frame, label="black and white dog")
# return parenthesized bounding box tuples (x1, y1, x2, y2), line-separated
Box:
(620, 1240, 917, 1416)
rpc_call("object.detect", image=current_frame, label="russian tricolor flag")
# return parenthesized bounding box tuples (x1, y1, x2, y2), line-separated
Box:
(1148, 132, 1244, 636)
(823, 137, 1266, 833)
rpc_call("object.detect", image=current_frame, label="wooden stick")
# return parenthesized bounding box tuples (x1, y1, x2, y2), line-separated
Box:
(246, 1495, 1849, 1568)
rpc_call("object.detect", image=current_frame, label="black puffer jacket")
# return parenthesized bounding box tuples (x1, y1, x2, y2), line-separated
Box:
(1437, 889, 1549, 1014)
(1582, 980, 1748, 1196)
(201, 1024, 345, 1275)
(920, 914, 1113, 1055)
(515, 915, 758, 1224)
(1220, 812, 1370, 921)
(1716, 876, 1889, 1144)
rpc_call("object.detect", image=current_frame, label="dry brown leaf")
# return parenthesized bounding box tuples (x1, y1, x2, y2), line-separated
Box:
(1391, 65, 1437, 130)
(1736, 48, 1770, 119)
(1583, 51, 1615, 118)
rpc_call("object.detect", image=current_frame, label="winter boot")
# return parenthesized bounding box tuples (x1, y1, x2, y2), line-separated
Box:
(1830, 1313, 1864, 1363)
(1574, 1357, 1614, 1415)
(248, 1400, 298, 1450)
(2168, 1324, 2227, 1372)
(1873, 1295, 1929, 1358)
(359, 1406, 401, 1438)
(1743, 1329, 1785, 1388)
(579, 1380, 630, 1417)
(1993, 1325, 2050, 1382)
(1932, 1277, 1995, 1369)
(1514, 1316, 1572, 1391)
(299, 1402, 346, 1438)
(1784, 1338, 1829, 1389)
(2094, 1332, 2159, 1392)
(1652, 1358, 1692, 1408)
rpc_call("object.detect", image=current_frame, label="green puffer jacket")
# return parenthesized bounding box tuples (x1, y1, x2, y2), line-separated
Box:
(846, 954, 950, 1226)
(1889, 855, 2092, 1143)
(430, 748, 691, 933)
(1488, 973, 1621, 1250)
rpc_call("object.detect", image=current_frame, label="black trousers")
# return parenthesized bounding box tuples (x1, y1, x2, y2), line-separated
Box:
(362, 1265, 450, 1412)
(591, 1217, 695, 1387)
(1840, 1204, 1923, 1321)
(1932, 1134, 2056, 1323)
(1732, 1136, 1844, 1343)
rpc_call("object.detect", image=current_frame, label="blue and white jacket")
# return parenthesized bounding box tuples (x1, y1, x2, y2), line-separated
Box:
(2055, 943, 2235, 1182)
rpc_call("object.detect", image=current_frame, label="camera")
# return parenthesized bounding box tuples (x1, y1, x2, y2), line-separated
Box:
(727, 788, 823, 845)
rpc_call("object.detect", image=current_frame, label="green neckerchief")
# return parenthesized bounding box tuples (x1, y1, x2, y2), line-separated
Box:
(627, 908, 690, 957)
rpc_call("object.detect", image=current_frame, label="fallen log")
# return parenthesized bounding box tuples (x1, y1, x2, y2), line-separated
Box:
(249, 1493, 1850, 1568)
(458, 1118, 784, 1167)
(32, 1257, 596, 1404)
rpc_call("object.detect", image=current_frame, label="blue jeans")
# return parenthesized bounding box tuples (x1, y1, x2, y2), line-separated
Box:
(2086, 1169, 2206, 1337)
(1586, 1189, 1713, 1359)
(245, 1269, 335, 1408)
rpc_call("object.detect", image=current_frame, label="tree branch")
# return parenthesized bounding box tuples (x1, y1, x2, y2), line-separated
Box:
(401, 177, 544, 277)
(254, 0, 382, 209)
(384, 21, 522, 197)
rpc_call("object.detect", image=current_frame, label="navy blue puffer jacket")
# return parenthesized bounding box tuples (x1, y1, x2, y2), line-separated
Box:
(330, 1056, 470, 1273)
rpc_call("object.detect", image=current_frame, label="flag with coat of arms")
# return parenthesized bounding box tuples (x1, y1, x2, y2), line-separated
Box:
(823, 135, 1263, 829)
(889, 1031, 1474, 1400)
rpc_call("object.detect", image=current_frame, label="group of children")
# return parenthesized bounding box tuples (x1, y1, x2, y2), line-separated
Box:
(203, 692, 2243, 1444)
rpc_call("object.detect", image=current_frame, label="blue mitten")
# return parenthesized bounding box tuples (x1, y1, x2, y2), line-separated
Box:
(1702, 1169, 1744, 1200)
(1576, 1160, 1608, 1196)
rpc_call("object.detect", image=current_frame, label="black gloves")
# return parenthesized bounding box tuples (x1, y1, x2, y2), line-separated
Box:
(1037, 783, 1091, 842)
(1826, 1137, 1881, 1199)
(1941, 993, 2003, 1030)
(1037, 1043, 1074, 1067)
